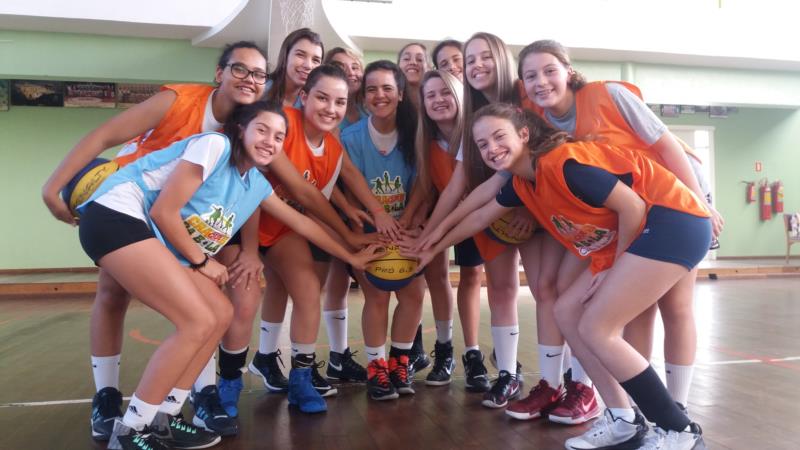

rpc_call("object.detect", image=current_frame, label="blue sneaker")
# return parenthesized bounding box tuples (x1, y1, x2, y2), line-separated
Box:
(191, 385, 239, 436)
(218, 376, 244, 418)
(288, 367, 327, 413)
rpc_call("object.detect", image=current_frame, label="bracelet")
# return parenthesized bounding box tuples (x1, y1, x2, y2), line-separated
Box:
(189, 254, 210, 270)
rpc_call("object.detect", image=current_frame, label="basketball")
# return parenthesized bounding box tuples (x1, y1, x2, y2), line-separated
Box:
(484, 211, 533, 245)
(365, 244, 419, 291)
(61, 158, 119, 216)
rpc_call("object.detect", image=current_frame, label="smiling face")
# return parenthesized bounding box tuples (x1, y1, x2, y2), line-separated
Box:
(330, 52, 363, 95)
(472, 115, 529, 172)
(520, 51, 573, 116)
(464, 38, 497, 95)
(364, 69, 401, 121)
(215, 48, 267, 105)
(300, 75, 349, 134)
(435, 45, 464, 81)
(286, 38, 323, 91)
(398, 44, 428, 86)
(241, 111, 287, 168)
(423, 76, 457, 125)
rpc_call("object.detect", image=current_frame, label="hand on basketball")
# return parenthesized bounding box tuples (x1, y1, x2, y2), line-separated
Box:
(579, 270, 608, 304)
(227, 249, 263, 290)
(198, 258, 229, 286)
(507, 208, 536, 241)
(42, 187, 78, 226)
(349, 243, 388, 271)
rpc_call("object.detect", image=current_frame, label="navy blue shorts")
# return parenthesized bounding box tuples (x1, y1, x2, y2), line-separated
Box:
(259, 240, 331, 263)
(626, 205, 711, 270)
(227, 230, 241, 247)
(454, 237, 483, 267)
(79, 201, 155, 265)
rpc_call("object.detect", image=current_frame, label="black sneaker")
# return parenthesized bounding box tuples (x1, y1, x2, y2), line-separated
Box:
(110, 420, 170, 450)
(292, 353, 338, 397)
(481, 370, 521, 408)
(366, 358, 398, 401)
(426, 341, 455, 386)
(248, 350, 289, 393)
(490, 349, 525, 385)
(327, 348, 367, 382)
(409, 324, 430, 373)
(152, 413, 221, 449)
(462, 350, 490, 392)
(388, 354, 415, 395)
(190, 385, 239, 437)
(91, 386, 123, 440)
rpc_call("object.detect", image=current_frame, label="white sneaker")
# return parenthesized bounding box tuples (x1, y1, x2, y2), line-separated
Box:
(564, 409, 647, 450)
(639, 423, 706, 450)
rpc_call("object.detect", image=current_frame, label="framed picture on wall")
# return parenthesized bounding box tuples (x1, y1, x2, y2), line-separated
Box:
(709, 106, 728, 118)
(116, 83, 161, 109)
(0, 80, 8, 111)
(10, 80, 64, 107)
(65, 82, 116, 108)
(660, 104, 680, 118)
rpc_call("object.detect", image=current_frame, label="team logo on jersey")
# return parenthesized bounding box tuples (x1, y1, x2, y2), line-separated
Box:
(183, 204, 234, 255)
(550, 215, 615, 256)
(370, 171, 405, 219)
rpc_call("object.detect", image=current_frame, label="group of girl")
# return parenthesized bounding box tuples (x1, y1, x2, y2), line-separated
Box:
(42, 27, 721, 450)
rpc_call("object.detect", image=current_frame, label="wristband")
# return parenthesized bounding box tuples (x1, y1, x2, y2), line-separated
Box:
(189, 254, 210, 270)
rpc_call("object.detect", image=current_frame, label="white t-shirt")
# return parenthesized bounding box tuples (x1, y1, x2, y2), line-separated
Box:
(367, 116, 398, 155)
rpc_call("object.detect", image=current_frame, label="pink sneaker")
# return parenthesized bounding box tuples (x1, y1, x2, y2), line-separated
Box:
(548, 380, 602, 425)
(505, 378, 563, 420)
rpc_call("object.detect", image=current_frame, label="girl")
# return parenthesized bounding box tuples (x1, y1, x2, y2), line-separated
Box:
(41, 41, 269, 439)
(324, 47, 368, 132)
(414, 103, 708, 450)
(250, 65, 400, 406)
(397, 42, 429, 111)
(340, 60, 424, 401)
(432, 39, 464, 82)
(77, 102, 381, 449)
(517, 39, 724, 419)
(413, 70, 484, 387)
(265, 28, 323, 107)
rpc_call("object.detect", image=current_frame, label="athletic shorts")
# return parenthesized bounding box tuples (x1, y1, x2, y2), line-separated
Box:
(227, 230, 241, 247)
(453, 237, 483, 267)
(79, 201, 155, 265)
(626, 205, 711, 270)
(259, 240, 331, 263)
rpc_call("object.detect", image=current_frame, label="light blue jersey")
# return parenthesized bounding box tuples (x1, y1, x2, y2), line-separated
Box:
(340, 118, 415, 219)
(82, 132, 273, 264)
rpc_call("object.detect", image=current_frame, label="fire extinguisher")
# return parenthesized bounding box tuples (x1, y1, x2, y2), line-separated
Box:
(759, 179, 772, 221)
(745, 181, 756, 203)
(772, 181, 784, 213)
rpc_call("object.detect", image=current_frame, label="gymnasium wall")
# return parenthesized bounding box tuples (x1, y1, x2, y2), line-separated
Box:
(1, 31, 799, 269)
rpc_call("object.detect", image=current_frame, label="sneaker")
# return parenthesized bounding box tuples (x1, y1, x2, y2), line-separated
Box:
(91, 386, 123, 440)
(109, 420, 170, 450)
(463, 350, 490, 392)
(366, 358, 399, 401)
(287, 367, 327, 413)
(152, 412, 221, 449)
(639, 423, 706, 450)
(426, 341, 456, 386)
(505, 378, 563, 420)
(293, 353, 338, 397)
(326, 348, 367, 382)
(409, 324, 431, 373)
(489, 349, 525, 385)
(191, 385, 239, 437)
(481, 370, 521, 408)
(565, 409, 648, 450)
(388, 355, 415, 394)
(217, 376, 243, 418)
(548, 380, 602, 425)
(248, 350, 289, 393)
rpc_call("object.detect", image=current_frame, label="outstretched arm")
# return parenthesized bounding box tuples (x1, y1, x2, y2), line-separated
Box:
(339, 151, 401, 239)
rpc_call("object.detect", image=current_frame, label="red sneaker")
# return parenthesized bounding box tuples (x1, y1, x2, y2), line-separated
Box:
(505, 378, 563, 420)
(548, 380, 602, 425)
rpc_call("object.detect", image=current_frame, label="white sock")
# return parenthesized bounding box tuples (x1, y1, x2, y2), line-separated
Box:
(364, 345, 385, 362)
(323, 309, 348, 354)
(435, 320, 453, 344)
(259, 321, 283, 355)
(571, 356, 592, 386)
(193, 356, 217, 392)
(123, 394, 160, 431)
(91, 355, 121, 391)
(464, 345, 480, 354)
(158, 388, 190, 416)
(665, 363, 694, 407)
(391, 340, 413, 350)
(538, 344, 565, 387)
(491, 325, 519, 375)
(608, 407, 636, 423)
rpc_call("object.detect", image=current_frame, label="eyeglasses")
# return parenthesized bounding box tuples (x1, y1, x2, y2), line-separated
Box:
(226, 63, 268, 85)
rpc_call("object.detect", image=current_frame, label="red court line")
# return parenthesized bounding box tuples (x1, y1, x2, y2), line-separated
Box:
(709, 345, 800, 372)
(129, 329, 162, 346)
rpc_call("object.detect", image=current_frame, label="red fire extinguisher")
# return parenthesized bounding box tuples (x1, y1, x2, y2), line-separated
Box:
(760, 179, 772, 221)
(745, 181, 756, 203)
(772, 180, 784, 213)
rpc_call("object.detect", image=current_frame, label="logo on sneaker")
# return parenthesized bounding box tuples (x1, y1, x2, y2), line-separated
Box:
(545, 353, 562, 358)
(128, 405, 141, 417)
(334, 316, 346, 320)
(329, 362, 343, 371)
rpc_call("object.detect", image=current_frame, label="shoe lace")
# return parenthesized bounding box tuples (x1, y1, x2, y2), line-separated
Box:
(639, 426, 668, 450)
(560, 381, 586, 409)
(430, 344, 451, 372)
(169, 415, 198, 435)
(369, 361, 392, 387)
(465, 353, 487, 377)
(490, 371, 513, 395)
(97, 389, 122, 418)
(390, 357, 409, 382)
(202, 390, 228, 417)
(342, 350, 366, 372)
(271, 349, 286, 370)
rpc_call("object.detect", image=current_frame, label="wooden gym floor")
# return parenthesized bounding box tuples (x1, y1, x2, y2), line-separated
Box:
(1, 276, 799, 449)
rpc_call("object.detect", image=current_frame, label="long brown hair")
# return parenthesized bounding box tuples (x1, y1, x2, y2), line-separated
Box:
(265, 28, 323, 104)
(517, 39, 587, 92)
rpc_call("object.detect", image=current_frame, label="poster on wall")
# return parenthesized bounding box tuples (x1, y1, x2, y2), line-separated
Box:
(64, 82, 116, 108)
(116, 83, 161, 109)
(11, 80, 64, 107)
(0, 80, 8, 111)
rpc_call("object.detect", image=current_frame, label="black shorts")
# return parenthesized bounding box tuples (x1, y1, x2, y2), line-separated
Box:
(454, 237, 483, 267)
(259, 240, 331, 263)
(79, 201, 155, 265)
(227, 230, 241, 247)
(626, 205, 711, 270)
